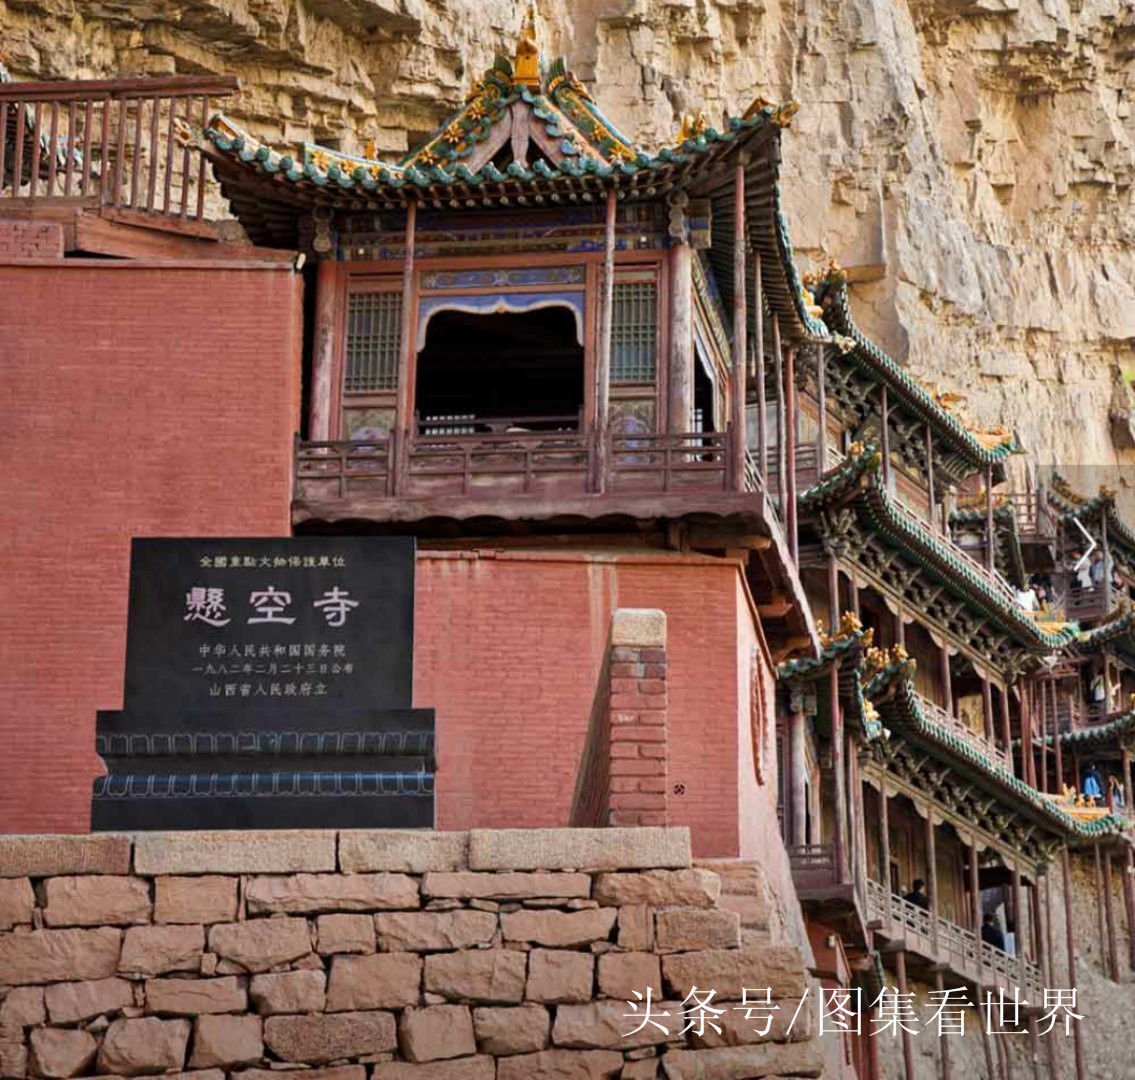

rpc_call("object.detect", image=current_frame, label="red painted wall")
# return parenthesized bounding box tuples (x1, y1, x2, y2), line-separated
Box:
(0, 258, 303, 832)
(414, 550, 776, 858)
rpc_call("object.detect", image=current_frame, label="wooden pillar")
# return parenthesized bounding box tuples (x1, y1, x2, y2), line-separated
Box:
(925, 424, 936, 531)
(926, 809, 940, 952)
(1093, 844, 1108, 975)
(970, 837, 982, 940)
(1061, 849, 1087, 1080)
(879, 385, 891, 488)
(773, 315, 787, 510)
(936, 969, 951, 1080)
(730, 161, 747, 493)
(830, 661, 846, 884)
(310, 258, 339, 441)
(667, 240, 693, 434)
(594, 186, 616, 493)
(789, 711, 807, 845)
(393, 198, 418, 494)
(1102, 506, 1112, 612)
(985, 463, 996, 574)
(816, 345, 828, 471)
(1103, 847, 1120, 980)
(893, 949, 915, 1080)
(1012, 861, 1024, 960)
(981, 675, 994, 744)
(1053, 683, 1065, 792)
(894, 606, 906, 649)
(940, 642, 953, 717)
(784, 347, 798, 561)
(1000, 684, 1013, 774)
(755, 254, 767, 484)
(880, 780, 892, 919)
(1123, 746, 1133, 814)
(1125, 845, 1135, 970)
(1021, 685, 1034, 787)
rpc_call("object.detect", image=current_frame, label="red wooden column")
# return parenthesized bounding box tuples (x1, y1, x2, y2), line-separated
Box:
(969, 837, 982, 977)
(829, 555, 846, 881)
(939, 642, 953, 717)
(310, 258, 340, 441)
(1061, 850, 1087, 1080)
(1102, 846, 1120, 980)
(816, 344, 828, 471)
(730, 159, 747, 493)
(784, 346, 798, 561)
(772, 315, 787, 511)
(392, 197, 418, 495)
(926, 809, 940, 953)
(981, 675, 994, 744)
(1125, 845, 1135, 971)
(999, 684, 1013, 775)
(985, 463, 996, 574)
(789, 709, 808, 845)
(754, 254, 767, 483)
(880, 779, 892, 921)
(893, 949, 915, 1080)
(667, 234, 693, 434)
(879, 385, 891, 488)
(594, 186, 617, 494)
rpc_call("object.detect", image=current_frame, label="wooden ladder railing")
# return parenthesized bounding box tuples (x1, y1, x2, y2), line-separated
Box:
(0, 74, 238, 221)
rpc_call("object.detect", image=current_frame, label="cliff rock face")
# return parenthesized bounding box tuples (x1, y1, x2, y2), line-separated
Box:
(3, 0, 1133, 506)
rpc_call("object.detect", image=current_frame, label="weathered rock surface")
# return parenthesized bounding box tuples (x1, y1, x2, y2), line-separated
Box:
(263, 1011, 397, 1064)
(325, 953, 422, 1011)
(207, 918, 311, 972)
(43, 977, 134, 1024)
(0, 927, 120, 985)
(154, 877, 237, 926)
(248, 970, 327, 1015)
(97, 1017, 191, 1075)
(423, 948, 527, 1004)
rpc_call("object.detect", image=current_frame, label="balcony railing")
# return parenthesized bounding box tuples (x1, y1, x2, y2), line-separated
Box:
(1, 74, 237, 223)
(866, 881, 1043, 997)
(295, 425, 766, 514)
(915, 690, 1011, 772)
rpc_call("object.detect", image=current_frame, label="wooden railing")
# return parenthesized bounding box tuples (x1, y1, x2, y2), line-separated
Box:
(867, 881, 1042, 996)
(295, 425, 767, 507)
(915, 690, 1011, 772)
(0, 75, 237, 221)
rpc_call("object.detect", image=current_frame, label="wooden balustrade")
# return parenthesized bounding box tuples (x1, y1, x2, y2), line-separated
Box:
(915, 689, 1011, 771)
(294, 424, 769, 509)
(0, 75, 237, 222)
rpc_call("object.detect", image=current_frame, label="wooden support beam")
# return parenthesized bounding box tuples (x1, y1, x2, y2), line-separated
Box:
(730, 161, 747, 493)
(940, 644, 953, 718)
(880, 780, 892, 922)
(1103, 847, 1120, 981)
(894, 950, 916, 1080)
(926, 809, 940, 953)
(310, 258, 339, 441)
(830, 661, 846, 884)
(880, 384, 891, 488)
(816, 344, 828, 472)
(667, 239, 693, 433)
(1000, 685, 1013, 777)
(785, 347, 798, 561)
(925, 423, 936, 531)
(1062, 850, 1087, 1080)
(981, 675, 994, 744)
(986, 463, 996, 574)
(1052, 682, 1064, 794)
(757, 599, 795, 619)
(755, 254, 767, 487)
(393, 197, 417, 496)
(790, 711, 807, 846)
(773, 314, 787, 516)
(1125, 845, 1135, 971)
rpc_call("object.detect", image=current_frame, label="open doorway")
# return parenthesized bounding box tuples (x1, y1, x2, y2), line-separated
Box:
(414, 306, 585, 434)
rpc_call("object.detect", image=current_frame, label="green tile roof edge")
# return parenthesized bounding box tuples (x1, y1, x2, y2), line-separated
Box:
(1026, 708, 1135, 750)
(202, 104, 777, 195)
(949, 501, 1027, 590)
(865, 662, 1129, 841)
(814, 276, 1017, 478)
(1050, 474, 1135, 562)
(801, 447, 1080, 652)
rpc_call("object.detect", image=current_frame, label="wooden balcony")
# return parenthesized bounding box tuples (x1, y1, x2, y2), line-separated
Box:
(914, 690, 1012, 773)
(1, 74, 238, 240)
(293, 426, 776, 532)
(866, 879, 1043, 1000)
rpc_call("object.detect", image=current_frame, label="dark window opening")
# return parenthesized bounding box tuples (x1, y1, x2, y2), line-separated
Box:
(414, 306, 584, 434)
(693, 361, 715, 434)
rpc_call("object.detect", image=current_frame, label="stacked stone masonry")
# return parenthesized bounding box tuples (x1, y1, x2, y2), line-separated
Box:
(0, 829, 822, 1080)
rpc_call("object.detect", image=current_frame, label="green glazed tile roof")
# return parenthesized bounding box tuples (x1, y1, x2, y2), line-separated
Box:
(865, 661, 1129, 842)
(801, 447, 1080, 652)
(814, 274, 1017, 482)
(1050, 474, 1135, 567)
(1027, 708, 1135, 750)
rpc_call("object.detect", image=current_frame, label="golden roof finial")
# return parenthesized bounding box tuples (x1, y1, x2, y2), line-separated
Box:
(514, 1, 541, 88)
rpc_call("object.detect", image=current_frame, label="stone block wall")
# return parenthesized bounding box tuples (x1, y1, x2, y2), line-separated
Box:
(0, 828, 822, 1080)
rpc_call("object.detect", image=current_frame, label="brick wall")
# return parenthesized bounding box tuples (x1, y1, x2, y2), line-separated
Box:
(572, 610, 671, 829)
(0, 221, 63, 259)
(414, 551, 765, 858)
(0, 259, 303, 833)
(0, 827, 821, 1080)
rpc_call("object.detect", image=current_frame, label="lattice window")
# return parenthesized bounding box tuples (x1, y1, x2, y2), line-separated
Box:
(344, 292, 401, 393)
(611, 279, 657, 383)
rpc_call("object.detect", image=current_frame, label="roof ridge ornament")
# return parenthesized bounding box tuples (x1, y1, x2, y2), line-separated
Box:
(514, 1, 541, 88)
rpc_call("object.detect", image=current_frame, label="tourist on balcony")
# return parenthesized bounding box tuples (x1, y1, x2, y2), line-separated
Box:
(903, 878, 930, 910)
(1082, 763, 1104, 805)
(981, 913, 1006, 951)
(1109, 774, 1125, 809)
